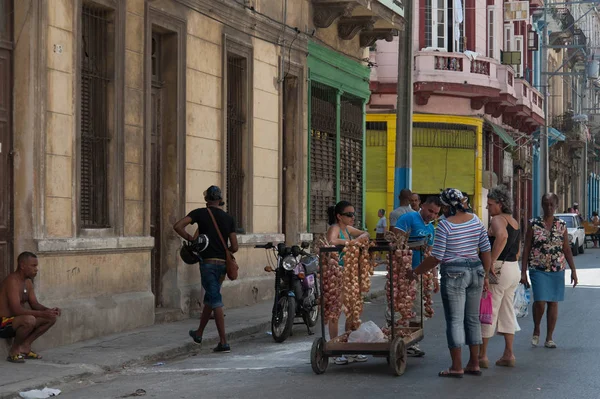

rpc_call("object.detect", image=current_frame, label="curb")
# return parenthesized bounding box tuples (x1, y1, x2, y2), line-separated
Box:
(0, 320, 272, 399)
(1, 287, 387, 398)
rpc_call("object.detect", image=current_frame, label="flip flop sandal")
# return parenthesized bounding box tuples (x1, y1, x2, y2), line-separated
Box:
(531, 335, 540, 347)
(544, 340, 557, 349)
(438, 370, 464, 378)
(464, 369, 482, 376)
(21, 351, 42, 360)
(496, 359, 516, 367)
(6, 354, 25, 363)
(479, 359, 490, 369)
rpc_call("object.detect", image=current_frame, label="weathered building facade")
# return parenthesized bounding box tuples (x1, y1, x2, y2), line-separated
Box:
(1, 0, 404, 348)
(367, 0, 545, 227)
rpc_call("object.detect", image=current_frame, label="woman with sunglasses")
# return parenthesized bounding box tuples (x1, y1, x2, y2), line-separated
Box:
(326, 200, 370, 365)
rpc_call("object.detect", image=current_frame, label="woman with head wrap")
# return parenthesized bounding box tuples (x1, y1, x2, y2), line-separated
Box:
(409, 189, 492, 378)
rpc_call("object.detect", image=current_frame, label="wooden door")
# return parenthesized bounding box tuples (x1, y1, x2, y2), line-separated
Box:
(150, 86, 162, 306)
(0, 0, 13, 280)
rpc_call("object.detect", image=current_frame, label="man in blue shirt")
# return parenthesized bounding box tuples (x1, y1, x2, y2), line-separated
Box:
(393, 196, 441, 357)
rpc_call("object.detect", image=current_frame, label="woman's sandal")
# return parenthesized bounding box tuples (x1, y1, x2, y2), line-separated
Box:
(479, 359, 489, 369)
(6, 354, 25, 363)
(495, 358, 516, 367)
(531, 335, 540, 347)
(21, 351, 42, 360)
(438, 369, 464, 378)
(544, 340, 557, 349)
(464, 369, 482, 376)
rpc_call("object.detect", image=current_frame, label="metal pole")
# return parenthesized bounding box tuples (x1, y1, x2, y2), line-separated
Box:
(541, 5, 550, 197)
(394, 0, 413, 207)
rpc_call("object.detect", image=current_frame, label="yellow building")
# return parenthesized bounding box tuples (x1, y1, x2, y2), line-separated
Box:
(365, 113, 483, 235)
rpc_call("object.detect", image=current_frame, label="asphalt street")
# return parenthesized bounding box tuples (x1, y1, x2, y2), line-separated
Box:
(56, 252, 600, 399)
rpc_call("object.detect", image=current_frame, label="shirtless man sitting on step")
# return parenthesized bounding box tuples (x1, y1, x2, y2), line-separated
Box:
(0, 252, 60, 363)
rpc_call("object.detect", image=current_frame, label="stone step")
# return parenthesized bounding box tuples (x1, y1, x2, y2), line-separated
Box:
(154, 308, 186, 325)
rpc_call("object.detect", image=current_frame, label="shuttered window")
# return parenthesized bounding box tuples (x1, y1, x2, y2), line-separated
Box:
(80, 4, 112, 228)
(226, 54, 246, 233)
(340, 94, 364, 227)
(309, 82, 337, 233)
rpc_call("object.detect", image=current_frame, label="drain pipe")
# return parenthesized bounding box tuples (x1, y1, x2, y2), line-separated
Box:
(279, 0, 288, 240)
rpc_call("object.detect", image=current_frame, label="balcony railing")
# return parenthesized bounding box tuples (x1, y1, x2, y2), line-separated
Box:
(434, 55, 463, 71)
(470, 60, 490, 76)
(515, 78, 544, 119)
(496, 64, 516, 98)
(414, 51, 500, 90)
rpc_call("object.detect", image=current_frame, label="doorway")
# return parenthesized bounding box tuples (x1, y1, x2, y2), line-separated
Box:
(150, 33, 163, 306)
(0, 0, 13, 280)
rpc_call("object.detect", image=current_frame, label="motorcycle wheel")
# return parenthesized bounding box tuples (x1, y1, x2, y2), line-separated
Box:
(306, 305, 319, 327)
(272, 296, 295, 343)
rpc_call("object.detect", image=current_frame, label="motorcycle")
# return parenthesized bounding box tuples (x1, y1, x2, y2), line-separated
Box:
(255, 242, 320, 343)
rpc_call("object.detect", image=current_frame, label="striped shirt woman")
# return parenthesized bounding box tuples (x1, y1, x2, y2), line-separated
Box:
(411, 188, 492, 378)
(432, 216, 491, 262)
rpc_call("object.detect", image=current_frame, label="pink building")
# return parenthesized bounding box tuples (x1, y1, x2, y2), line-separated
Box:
(367, 0, 545, 225)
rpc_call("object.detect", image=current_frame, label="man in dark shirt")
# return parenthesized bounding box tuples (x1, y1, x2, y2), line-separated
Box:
(174, 185, 238, 353)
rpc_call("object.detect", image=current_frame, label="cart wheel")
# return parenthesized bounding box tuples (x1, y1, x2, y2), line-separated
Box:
(389, 337, 407, 376)
(311, 337, 329, 375)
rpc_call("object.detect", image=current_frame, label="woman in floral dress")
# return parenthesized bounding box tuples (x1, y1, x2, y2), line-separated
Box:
(522, 193, 578, 349)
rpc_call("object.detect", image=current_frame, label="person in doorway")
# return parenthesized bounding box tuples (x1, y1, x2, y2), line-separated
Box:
(479, 185, 521, 368)
(388, 189, 415, 230)
(174, 185, 238, 353)
(375, 209, 387, 243)
(0, 252, 61, 363)
(410, 193, 422, 212)
(522, 193, 578, 349)
(393, 196, 441, 357)
(326, 200, 370, 365)
(410, 189, 492, 378)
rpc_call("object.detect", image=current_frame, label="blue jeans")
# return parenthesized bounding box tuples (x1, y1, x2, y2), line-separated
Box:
(200, 263, 226, 309)
(440, 259, 485, 349)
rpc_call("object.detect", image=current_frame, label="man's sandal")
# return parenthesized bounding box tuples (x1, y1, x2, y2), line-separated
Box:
(21, 351, 42, 359)
(6, 354, 25, 363)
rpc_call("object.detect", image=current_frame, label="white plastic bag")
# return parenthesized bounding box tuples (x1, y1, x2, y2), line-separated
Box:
(514, 283, 531, 318)
(19, 388, 61, 398)
(514, 311, 521, 332)
(348, 320, 386, 343)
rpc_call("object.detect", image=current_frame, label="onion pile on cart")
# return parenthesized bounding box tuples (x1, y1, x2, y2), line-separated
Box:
(311, 231, 436, 376)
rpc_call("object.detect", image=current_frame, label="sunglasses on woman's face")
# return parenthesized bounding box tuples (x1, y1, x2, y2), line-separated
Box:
(342, 212, 356, 218)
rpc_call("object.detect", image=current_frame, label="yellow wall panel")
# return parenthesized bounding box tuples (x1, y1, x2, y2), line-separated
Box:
(412, 148, 475, 194)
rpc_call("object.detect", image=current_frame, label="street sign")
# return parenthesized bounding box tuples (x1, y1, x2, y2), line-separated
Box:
(504, 1, 529, 22)
(501, 51, 522, 66)
(377, 0, 404, 18)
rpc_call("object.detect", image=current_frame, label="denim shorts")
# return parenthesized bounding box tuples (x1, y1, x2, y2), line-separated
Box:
(200, 263, 226, 308)
(440, 258, 485, 349)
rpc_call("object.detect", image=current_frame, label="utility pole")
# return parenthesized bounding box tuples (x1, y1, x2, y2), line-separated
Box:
(540, 4, 550, 198)
(394, 0, 413, 207)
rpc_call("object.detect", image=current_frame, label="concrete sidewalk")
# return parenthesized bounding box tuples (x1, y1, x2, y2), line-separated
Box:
(0, 274, 386, 398)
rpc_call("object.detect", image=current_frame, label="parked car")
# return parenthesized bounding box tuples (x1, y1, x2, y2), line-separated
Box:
(555, 213, 585, 256)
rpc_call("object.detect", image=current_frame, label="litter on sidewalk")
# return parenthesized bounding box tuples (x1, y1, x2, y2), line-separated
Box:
(19, 387, 61, 398)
